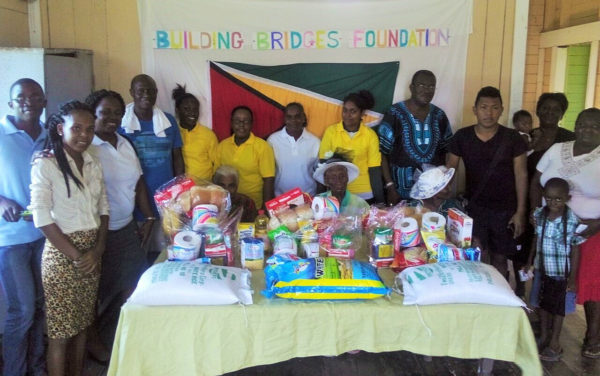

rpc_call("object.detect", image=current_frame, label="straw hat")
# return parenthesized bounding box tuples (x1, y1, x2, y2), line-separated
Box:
(409, 166, 455, 200)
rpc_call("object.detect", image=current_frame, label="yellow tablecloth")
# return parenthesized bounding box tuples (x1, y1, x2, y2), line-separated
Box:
(107, 265, 542, 376)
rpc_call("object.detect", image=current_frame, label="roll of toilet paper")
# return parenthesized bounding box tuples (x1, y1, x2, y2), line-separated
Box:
(170, 230, 203, 261)
(421, 212, 446, 232)
(311, 196, 340, 220)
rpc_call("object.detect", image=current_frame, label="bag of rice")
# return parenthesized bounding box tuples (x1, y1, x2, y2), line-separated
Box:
(398, 260, 525, 307)
(128, 261, 253, 305)
(263, 254, 389, 300)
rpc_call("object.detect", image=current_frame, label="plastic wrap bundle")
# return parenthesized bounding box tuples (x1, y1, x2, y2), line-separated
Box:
(263, 254, 389, 300)
(317, 216, 363, 259)
(154, 175, 229, 238)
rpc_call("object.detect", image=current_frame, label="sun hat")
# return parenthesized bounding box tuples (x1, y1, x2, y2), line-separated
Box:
(312, 151, 360, 185)
(409, 166, 455, 200)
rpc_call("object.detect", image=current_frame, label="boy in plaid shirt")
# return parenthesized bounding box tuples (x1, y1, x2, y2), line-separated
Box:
(527, 177, 584, 361)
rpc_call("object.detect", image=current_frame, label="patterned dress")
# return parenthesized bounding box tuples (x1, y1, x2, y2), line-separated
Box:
(42, 230, 100, 339)
(378, 102, 452, 198)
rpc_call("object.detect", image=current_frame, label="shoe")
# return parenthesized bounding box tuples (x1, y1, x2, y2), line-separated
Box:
(582, 344, 600, 359)
(539, 347, 562, 362)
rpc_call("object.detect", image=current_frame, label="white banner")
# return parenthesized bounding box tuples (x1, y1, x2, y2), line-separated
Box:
(138, 0, 472, 130)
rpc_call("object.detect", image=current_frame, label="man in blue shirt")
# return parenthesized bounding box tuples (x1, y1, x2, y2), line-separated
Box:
(119, 74, 184, 260)
(0, 78, 47, 376)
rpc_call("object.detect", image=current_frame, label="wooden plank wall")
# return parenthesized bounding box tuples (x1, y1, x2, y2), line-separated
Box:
(0, 0, 30, 47)
(459, 0, 517, 127)
(39, 0, 141, 100)
(523, 0, 600, 124)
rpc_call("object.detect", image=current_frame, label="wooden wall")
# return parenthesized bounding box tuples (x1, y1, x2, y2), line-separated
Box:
(5, 0, 520, 128)
(39, 0, 141, 101)
(523, 0, 600, 124)
(0, 0, 30, 47)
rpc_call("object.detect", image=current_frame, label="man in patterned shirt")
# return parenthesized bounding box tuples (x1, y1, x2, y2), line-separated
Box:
(377, 70, 452, 204)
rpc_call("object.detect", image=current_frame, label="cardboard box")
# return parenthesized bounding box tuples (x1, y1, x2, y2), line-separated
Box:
(265, 187, 305, 216)
(446, 208, 473, 248)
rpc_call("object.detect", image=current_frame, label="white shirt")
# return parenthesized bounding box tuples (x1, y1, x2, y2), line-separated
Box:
(89, 134, 143, 230)
(537, 142, 600, 219)
(30, 150, 110, 234)
(268, 128, 320, 196)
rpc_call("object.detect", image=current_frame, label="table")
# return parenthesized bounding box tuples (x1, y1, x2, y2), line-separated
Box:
(107, 263, 541, 376)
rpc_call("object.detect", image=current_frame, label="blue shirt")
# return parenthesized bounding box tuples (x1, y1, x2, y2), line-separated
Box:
(0, 115, 47, 246)
(119, 112, 182, 216)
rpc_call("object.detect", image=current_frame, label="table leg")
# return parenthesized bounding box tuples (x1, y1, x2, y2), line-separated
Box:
(477, 358, 494, 375)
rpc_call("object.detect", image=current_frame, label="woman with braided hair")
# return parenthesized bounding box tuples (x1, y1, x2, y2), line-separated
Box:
(29, 100, 109, 375)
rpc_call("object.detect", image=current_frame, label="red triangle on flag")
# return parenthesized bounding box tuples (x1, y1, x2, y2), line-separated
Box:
(210, 62, 285, 141)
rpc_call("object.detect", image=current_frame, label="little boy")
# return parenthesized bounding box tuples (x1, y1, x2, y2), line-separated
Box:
(512, 110, 533, 148)
(526, 177, 584, 361)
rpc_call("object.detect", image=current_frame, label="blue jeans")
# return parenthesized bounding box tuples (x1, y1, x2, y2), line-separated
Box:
(0, 238, 46, 376)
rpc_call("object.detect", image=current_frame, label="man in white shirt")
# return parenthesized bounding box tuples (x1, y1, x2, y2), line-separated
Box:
(267, 103, 320, 196)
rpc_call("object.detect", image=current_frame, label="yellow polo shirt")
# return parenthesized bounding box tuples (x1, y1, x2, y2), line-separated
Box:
(179, 124, 218, 180)
(319, 121, 381, 196)
(216, 132, 275, 208)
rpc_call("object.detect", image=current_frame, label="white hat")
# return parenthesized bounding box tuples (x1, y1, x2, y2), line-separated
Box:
(409, 166, 455, 200)
(313, 157, 360, 185)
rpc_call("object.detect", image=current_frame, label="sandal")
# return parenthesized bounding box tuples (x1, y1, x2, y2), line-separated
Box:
(539, 347, 562, 362)
(582, 344, 600, 359)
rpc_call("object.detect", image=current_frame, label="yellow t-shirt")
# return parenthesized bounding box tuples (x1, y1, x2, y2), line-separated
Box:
(179, 124, 218, 180)
(216, 132, 275, 208)
(319, 121, 381, 196)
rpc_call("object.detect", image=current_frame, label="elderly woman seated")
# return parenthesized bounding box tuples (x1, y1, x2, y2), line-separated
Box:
(213, 165, 258, 222)
(312, 153, 370, 217)
(409, 165, 463, 217)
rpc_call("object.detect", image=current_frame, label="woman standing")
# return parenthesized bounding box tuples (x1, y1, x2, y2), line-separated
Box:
(268, 102, 320, 196)
(319, 90, 382, 203)
(29, 101, 109, 375)
(528, 93, 575, 176)
(85, 90, 154, 355)
(531, 108, 600, 358)
(216, 106, 275, 209)
(172, 84, 218, 180)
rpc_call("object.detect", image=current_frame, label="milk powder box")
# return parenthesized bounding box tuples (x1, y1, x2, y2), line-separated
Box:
(446, 208, 473, 248)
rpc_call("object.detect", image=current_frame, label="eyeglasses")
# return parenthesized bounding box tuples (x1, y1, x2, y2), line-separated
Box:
(414, 83, 436, 90)
(232, 119, 251, 126)
(11, 95, 45, 105)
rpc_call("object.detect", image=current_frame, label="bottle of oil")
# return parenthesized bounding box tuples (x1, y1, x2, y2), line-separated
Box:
(254, 210, 271, 253)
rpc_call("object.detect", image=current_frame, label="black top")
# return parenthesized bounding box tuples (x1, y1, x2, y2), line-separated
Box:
(448, 125, 528, 211)
(527, 127, 576, 178)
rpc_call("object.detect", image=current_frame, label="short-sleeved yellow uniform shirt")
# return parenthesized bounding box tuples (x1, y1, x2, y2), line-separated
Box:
(319, 121, 381, 196)
(216, 132, 275, 208)
(179, 124, 218, 180)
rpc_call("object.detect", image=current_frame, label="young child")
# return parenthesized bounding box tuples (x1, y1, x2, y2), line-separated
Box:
(29, 101, 109, 375)
(526, 177, 583, 362)
(513, 109, 533, 148)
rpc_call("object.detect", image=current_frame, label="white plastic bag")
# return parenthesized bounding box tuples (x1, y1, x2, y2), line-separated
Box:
(128, 261, 253, 306)
(398, 261, 525, 307)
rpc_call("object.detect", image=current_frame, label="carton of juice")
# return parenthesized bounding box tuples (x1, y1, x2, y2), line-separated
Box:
(446, 208, 473, 248)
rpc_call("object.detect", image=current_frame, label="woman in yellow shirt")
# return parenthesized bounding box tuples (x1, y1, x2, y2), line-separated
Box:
(216, 106, 275, 209)
(319, 90, 383, 203)
(171, 84, 218, 180)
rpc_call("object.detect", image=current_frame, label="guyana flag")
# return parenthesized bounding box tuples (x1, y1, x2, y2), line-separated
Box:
(209, 61, 399, 141)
